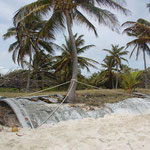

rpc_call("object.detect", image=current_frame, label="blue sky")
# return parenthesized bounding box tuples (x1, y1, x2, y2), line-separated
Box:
(0, 0, 150, 75)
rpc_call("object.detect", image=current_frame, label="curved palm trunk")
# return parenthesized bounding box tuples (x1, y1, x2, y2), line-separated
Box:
(65, 10, 78, 103)
(143, 50, 148, 89)
(26, 55, 32, 92)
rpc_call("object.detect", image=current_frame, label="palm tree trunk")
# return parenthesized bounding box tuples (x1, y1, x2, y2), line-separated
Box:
(112, 76, 114, 89)
(26, 56, 32, 92)
(115, 65, 119, 89)
(65, 10, 78, 103)
(143, 50, 148, 89)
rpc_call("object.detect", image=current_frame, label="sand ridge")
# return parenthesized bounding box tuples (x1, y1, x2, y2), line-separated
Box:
(0, 114, 150, 150)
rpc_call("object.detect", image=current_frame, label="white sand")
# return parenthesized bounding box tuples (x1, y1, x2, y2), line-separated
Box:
(1, 114, 150, 150)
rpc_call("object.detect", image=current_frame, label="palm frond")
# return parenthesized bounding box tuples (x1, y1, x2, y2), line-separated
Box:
(51, 43, 65, 52)
(3, 27, 16, 40)
(37, 11, 65, 41)
(77, 45, 95, 54)
(95, 0, 130, 15)
(80, 3, 120, 32)
(126, 37, 150, 50)
(8, 42, 18, 53)
(79, 56, 99, 64)
(38, 40, 54, 54)
(74, 9, 98, 36)
(14, 0, 52, 26)
(123, 21, 150, 37)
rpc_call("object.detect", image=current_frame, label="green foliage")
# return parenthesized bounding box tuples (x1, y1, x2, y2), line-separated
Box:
(99, 45, 128, 89)
(14, 0, 129, 38)
(122, 6, 150, 88)
(3, 0, 131, 94)
(121, 71, 143, 93)
(3, 15, 54, 68)
(0, 88, 18, 92)
(123, 18, 150, 68)
(53, 34, 98, 82)
(99, 56, 115, 88)
(103, 45, 128, 69)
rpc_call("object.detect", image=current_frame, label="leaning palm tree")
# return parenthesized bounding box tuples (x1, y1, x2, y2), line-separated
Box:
(122, 18, 150, 88)
(3, 15, 54, 91)
(103, 45, 128, 89)
(14, 0, 129, 102)
(53, 34, 99, 81)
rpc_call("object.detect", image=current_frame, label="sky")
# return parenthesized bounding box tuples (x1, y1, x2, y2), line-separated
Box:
(0, 0, 150, 75)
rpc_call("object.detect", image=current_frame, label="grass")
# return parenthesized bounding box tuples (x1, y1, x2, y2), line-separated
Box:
(76, 89, 132, 107)
(0, 88, 19, 93)
(0, 90, 66, 98)
(134, 88, 150, 96)
(1, 88, 149, 107)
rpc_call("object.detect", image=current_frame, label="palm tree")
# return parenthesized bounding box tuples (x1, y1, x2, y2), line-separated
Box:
(121, 71, 143, 94)
(121, 64, 131, 74)
(103, 45, 128, 89)
(25, 51, 56, 89)
(122, 18, 150, 88)
(3, 15, 54, 91)
(100, 56, 116, 89)
(14, 0, 129, 102)
(53, 34, 99, 81)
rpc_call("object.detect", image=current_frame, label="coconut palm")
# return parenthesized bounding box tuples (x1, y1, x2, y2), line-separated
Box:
(100, 56, 116, 88)
(122, 18, 150, 88)
(53, 33, 99, 81)
(25, 51, 56, 89)
(14, 0, 129, 102)
(3, 15, 54, 91)
(103, 45, 128, 89)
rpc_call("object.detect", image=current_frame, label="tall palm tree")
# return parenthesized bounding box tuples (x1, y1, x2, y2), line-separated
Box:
(122, 18, 150, 88)
(53, 33, 99, 81)
(100, 56, 116, 89)
(3, 15, 54, 91)
(14, 0, 129, 102)
(103, 45, 128, 89)
(25, 51, 56, 89)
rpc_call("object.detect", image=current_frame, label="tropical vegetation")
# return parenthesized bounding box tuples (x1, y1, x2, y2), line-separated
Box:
(122, 15, 150, 88)
(121, 71, 143, 94)
(53, 33, 98, 82)
(12, 0, 129, 102)
(103, 45, 128, 89)
(3, 15, 54, 91)
(1, 1, 150, 102)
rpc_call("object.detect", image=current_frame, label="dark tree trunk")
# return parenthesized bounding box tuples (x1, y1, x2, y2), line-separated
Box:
(143, 50, 148, 89)
(65, 10, 78, 103)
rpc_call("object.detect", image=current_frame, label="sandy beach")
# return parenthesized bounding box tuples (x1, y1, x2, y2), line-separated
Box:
(0, 114, 150, 150)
